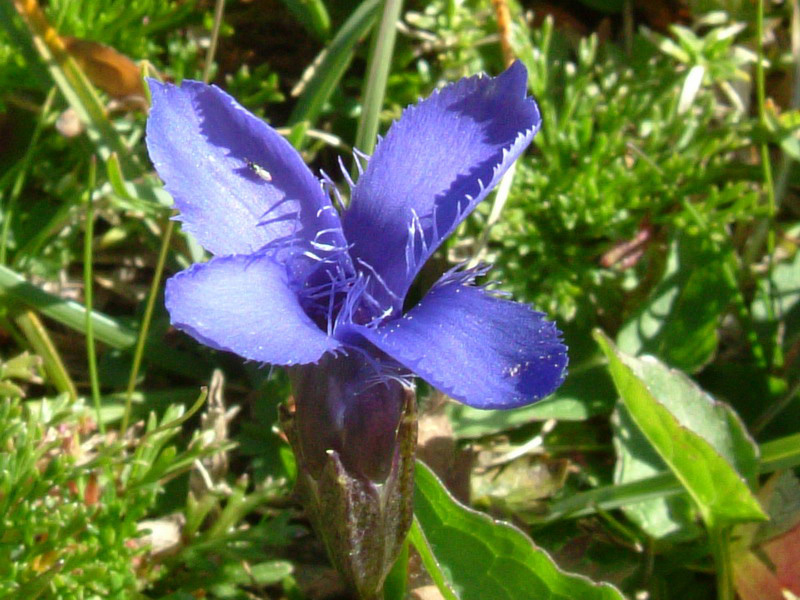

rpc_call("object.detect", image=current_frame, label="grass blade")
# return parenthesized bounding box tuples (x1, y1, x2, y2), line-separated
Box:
(353, 0, 404, 157)
(288, 0, 381, 131)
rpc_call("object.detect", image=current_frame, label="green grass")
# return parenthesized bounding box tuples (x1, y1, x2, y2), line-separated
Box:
(0, 0, 799, 598)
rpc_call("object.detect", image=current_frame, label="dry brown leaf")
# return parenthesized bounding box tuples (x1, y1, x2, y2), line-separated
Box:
(734, 472, 800, 600)
(61, 36, 144, 99)
(410, 584, 446, 600)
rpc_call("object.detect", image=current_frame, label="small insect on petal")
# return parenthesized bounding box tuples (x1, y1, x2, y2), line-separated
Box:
(244, 158, 273, 182)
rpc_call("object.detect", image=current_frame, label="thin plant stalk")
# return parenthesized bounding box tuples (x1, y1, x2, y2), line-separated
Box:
(679, 198, 768, 370)
(121, 218, 175, 433)
(202, 0, 226, 84)
(774, 0, 800, 207)
(83, 157, 104, 434)
(755, 0, 777, 250)
(353, 0, 404, 159)
(709, 525, 734, 600)
(753, 377, 800, 434)
(754, 0, 783, 370)
(538, 431, 800, 523)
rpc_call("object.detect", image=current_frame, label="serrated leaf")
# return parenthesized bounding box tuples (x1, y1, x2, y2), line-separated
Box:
(413, 461, 625, 600)
(596, 330, 765, 526)
(618, 235, 734, 372)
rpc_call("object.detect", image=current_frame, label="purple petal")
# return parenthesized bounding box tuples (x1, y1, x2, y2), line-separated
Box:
(342, 61, 540, 311)
(165, 254, 340, 365)
(338, 272, 567, 409)
(146, 79, 346, 260)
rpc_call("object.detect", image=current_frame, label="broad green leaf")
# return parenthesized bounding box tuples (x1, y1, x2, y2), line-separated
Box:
(413, 461, 625, 600)
(617, 235, 734, 372)
(449, 365, 615, 438)
(613, 405, 702, 540)
(612, 346, 761, 539)
(595, 330, 765, 526)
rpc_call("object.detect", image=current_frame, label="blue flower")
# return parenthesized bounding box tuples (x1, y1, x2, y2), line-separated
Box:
(146, 61, 567, 412)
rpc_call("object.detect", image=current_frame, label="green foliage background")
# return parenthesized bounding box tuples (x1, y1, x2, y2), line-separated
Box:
(0, 0, 799, 598)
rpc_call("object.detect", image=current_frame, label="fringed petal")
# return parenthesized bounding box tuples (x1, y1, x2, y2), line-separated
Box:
(146, 79, 348, 265)
(166, 254, 340, 365)
(338, 269, 567, 409)
(342, 62, 540, 311)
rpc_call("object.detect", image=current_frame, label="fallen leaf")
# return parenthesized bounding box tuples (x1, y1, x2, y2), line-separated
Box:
(734, 472, 800, 600)
(62, 36, 144, 99)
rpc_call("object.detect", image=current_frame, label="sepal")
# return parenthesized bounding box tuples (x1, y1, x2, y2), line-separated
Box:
(280, 387, 417, 599)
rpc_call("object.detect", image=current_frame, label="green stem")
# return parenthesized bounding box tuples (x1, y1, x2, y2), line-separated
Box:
(708, 525, 734, 600)
(202, 0, 226, 84)
(754, 0, 783, 370)
(353, 0, 404, 158)
(83, 157, 104, 434)
(121, 218, 175, 433)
